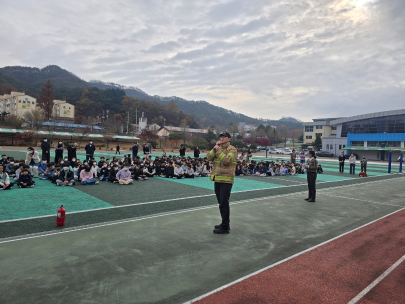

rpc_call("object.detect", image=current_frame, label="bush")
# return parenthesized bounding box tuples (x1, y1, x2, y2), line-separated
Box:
(250, 143, 257, 149)
(192, 137, 208, 149)
(150, 140, 158, 149)
(230, 140, 248, 149)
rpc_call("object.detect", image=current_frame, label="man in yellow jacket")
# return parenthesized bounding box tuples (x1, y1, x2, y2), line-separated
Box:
(207, 132, 238, 234)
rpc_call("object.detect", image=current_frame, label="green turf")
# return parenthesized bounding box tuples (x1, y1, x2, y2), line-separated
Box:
(0, 179, 112, 221)
(156, 176, 283, 192)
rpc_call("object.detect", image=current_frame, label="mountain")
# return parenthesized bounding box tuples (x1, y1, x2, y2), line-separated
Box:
(0, 65, 302, 129)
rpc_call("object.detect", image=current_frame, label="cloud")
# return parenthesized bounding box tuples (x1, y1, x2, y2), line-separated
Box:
(0, 0, 404, 122)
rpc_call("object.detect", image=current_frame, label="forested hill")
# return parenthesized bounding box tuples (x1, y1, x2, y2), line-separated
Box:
(0, 65, 302, 129)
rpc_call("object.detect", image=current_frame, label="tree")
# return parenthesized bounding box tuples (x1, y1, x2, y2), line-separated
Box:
(230, 140, 247, 149)
(228, 124, 239, 140)
(77, 126, 91, 148)
(5, 114, 23, 128)
(312, 134, 322, 150)
(38, 79, 56, 120)
(0, 84, 18, 95)
(0, 111, 10, 123)
(75, 115, 87, 125)
(192, 136, 208, 149)
(139, 129, 159, 141)
(113, 114, 123, 134)
(169, 132, 184, 147)
(168, 100, 179, 113)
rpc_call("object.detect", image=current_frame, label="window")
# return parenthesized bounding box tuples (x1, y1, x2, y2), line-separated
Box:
(339, 145, 342, 150)
(305, 126, 313, 132)
(343, 145, 346, 148)
(316, 125, 323, 129)
(331, 126, 337, 130)
(326, 144, 329, 149)
(19, 100, 21, 103)
(315, 133, 322, 137)
(306, 136, 312, 139)
(350, 141, 364, 147)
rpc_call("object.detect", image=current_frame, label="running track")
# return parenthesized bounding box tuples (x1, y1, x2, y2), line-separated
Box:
(189, 208, 405, 304)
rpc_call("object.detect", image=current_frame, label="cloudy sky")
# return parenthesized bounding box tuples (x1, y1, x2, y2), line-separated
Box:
(0, 0, 404, 121)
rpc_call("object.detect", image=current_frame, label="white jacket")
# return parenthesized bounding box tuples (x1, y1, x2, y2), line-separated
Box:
(174, 167, 183, 176)
(349, 156, 356, 164)
(0, 172, 10, 186)
(25, 151, 41, 165)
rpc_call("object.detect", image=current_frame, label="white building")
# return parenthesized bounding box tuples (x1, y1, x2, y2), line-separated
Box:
(0, 92, 37, 118)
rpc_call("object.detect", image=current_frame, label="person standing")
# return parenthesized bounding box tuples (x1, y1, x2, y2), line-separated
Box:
(67, 142, 77, 161)
(338, 152, 345, 173)
(55, 140, 64, 163)
(132, 142, 139, 159)
(305, 150, 318, 202)
(290, 149, 296, 165)
(300, 150, 306, 164)
(207, 132, 238, 234)
(41, 139, 51, 163)
(179, 144, 186, 157)
(349, 152, 356, 174)
(360, 155, 368, 173)
(143, 144, 150, 155)
(25, 147, 41, 178)
(85, 140, 96, 161)
(194, 146, 200, 159)
(116, 144, 120, 155)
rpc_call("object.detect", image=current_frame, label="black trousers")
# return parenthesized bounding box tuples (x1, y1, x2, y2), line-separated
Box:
(339, 162, 344, 172)
(55, 151, 63, 163)
(307, 172, 317, 200)
(42, 150, 50, 163)
(361, 164, 367, 173)
(214, 182, 233, 228)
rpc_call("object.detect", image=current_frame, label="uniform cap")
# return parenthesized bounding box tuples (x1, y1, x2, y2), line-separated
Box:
(219, 132, 231, 138)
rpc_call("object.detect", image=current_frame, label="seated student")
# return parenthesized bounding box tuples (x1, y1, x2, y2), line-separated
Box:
(143, 164, 155, 178)
(129, 164, 137, 179)
(165, 162, 174, 178)
(6, 158, 17, 177)
(116, 164, 133, 185)
(99, 164, 111, 181)
(25, 147, 41, 178)
(52, 165, 62, 184)
(1, 154, 8, 166)
(184, 165, 195, 178)
(317, 165, 324, 174)
(281, 166, 289, 176)
(40, 163, 55, 180)
(181, 161, 188, 174)
(267, 165, 275, 176)
(80, 166, 99, 185)
(195, 161, 205, 177)
(235, 164, 244, 176)
(255, 164, 267, 177)
(18, 169, 35, 188)
(109, 165, 119, 183)
(56, 164, 75, 186)
(157, 161, 167, 177)
(13, 163, 24, 184)
(135, 165, 148, 181)
(0, 165, 14, 190)
(173, 163, 184, 179)
(203, 161, 212, 176)
(274, 166, 281, 176)
(38, 160, 48, 175)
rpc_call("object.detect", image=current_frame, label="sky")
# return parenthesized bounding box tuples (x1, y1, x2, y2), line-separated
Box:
(0, 0, 404, 121)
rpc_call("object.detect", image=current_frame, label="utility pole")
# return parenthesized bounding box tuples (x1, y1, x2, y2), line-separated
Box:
(126, 111, 129, 134)
(135, 108, 138, 134)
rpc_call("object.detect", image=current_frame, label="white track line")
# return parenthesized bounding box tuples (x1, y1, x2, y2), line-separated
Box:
(184, 206, 405, 303)
(320, 193, 403, 207)
(0, 191, 307, 244)
(1, 175, 403, 223)
(347, 254, 405, 304)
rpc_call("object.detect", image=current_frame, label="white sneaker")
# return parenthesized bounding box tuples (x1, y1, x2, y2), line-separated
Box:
(95, 181, 99, 184)
(173, 177, 176, 179)
(30, 185, 35, 188)
(113, 181, 118, 183)
(139, 178, 144, 181)
(144, 177, 148, 180)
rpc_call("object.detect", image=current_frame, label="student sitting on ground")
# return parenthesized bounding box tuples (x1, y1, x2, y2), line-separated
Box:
(109, 165, 119, 183)
(317, 165, 324, 174)
(6, 158, 17, 177)
(235, 164, 244, 176)
(13, 163, 24, 184)
(18, 169, 35, 188)
(25, 147, 41, 178)
(158, 161, 167, 177)
(40, 163, 55, 180)
(0, 165, 14, 190)
(116, 164, 133, 185)
(255, 164, 267, 177)
(144, 164, 155, 178)
(165, 162, 174, 178)
(56, 164, 75, 187)
(173, 163, 184, 179)
(135, 165, 148, 181)
(80, 166, 99, 185)
(99, 164, 111, 181)
(52, 165, 62, 184)
(0, 154, 7, 166)
(38, 160, 47, 175)
(184, 165, 195, 178)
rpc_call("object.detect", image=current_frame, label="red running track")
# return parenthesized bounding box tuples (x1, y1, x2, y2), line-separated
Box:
(194, 209, 405, 304)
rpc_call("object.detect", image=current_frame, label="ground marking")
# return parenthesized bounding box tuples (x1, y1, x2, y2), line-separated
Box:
(183, 206, 405, 304)
(1, 175, 403, 223)
(319, 193, 403, 207)
(347, 254, 405, 304)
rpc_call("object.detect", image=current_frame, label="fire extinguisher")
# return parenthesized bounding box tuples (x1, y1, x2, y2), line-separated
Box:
(56, 205, 66, 227)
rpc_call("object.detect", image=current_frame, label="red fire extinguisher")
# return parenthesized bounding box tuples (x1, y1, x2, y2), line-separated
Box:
(56, 205, 66, 227)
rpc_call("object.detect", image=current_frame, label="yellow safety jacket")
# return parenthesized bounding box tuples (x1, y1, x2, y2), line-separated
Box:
(207, 142, 238, 184)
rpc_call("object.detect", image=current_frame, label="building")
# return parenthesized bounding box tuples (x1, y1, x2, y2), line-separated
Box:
(157, 126, 210, 137)
(238, 122, 257, 133)
(148, 123, 160, 131)
(53, 100, 75, 119)
(0, 92, 37, 118)
(302, 118, 339, 144)
(322, 110, 405, 160)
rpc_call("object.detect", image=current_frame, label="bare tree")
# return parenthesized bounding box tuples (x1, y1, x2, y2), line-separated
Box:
(23, 108, 46, 143)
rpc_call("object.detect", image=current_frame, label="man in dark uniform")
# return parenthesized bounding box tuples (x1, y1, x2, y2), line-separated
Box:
(305, 150, 318, 202)
(85, 140, 96, 161)
(67, 142, 77, 161)
(41, 139, 51, 163)
(207, 132, 238, 234)
(132, 143, 139, 159)
(194, 146, 200, 159)
(179, 144, 186, 157)
(116, 144, 120, 155)
(290, 149, 296, 165)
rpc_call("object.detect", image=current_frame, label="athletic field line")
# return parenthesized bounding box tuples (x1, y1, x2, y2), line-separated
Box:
(1, 174, 403, 223)
(319, 193, 403, 207)
(0, 190, 308, 243)
(183, 206, 405, 304)
(347, 254, 405, 304)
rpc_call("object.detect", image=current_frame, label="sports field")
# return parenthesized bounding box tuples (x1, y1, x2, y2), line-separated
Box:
(0, 149, 404, 303)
